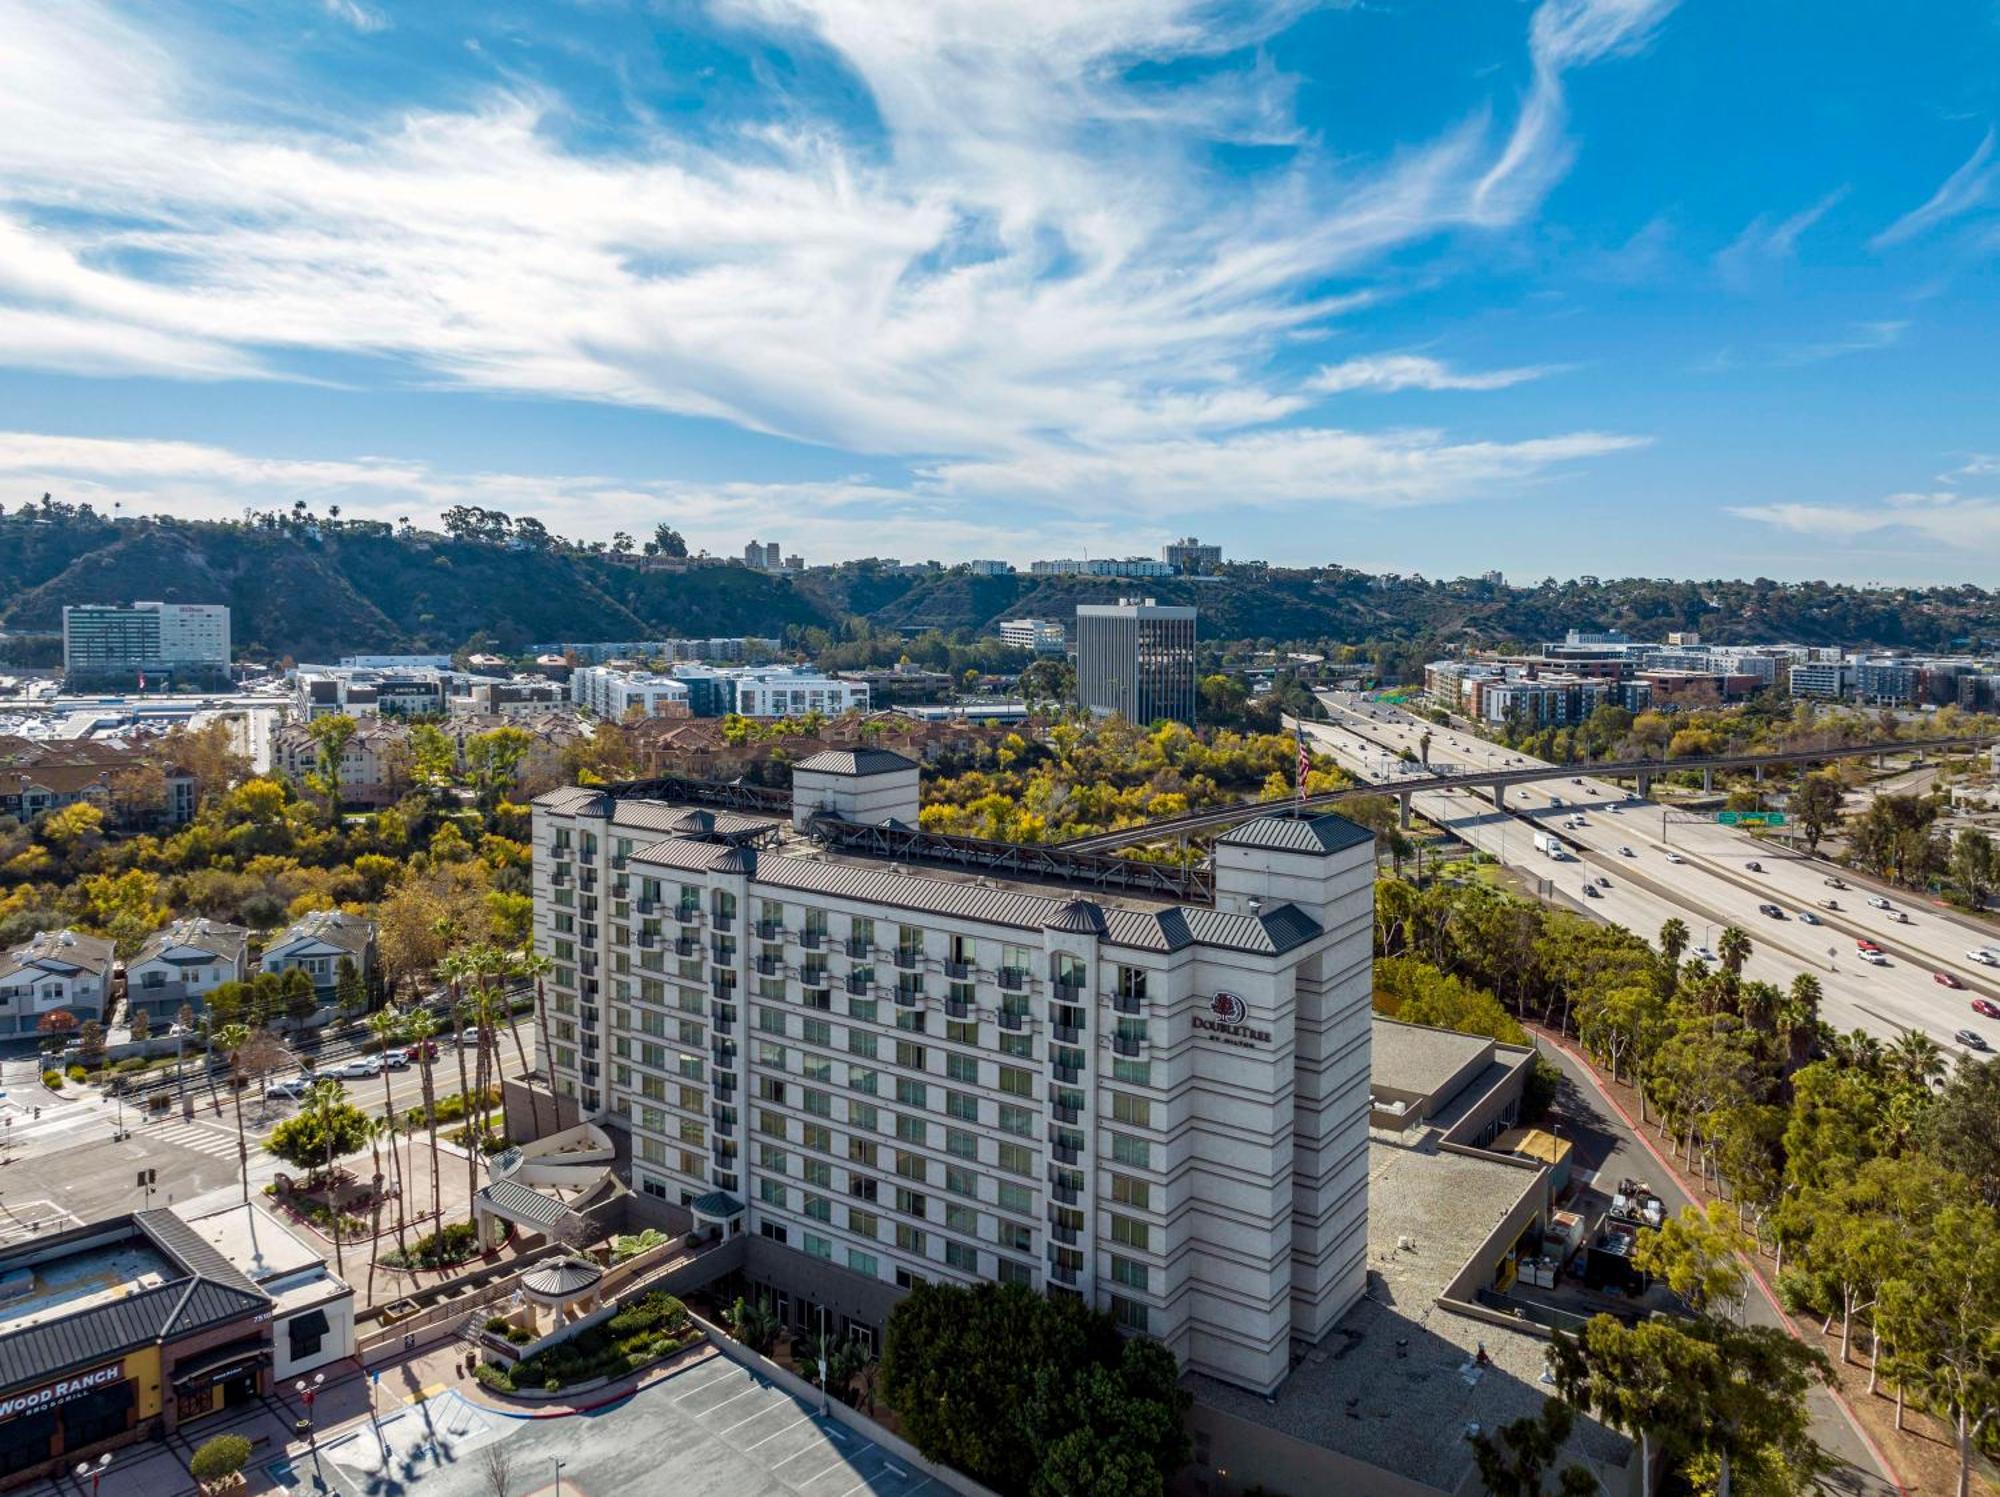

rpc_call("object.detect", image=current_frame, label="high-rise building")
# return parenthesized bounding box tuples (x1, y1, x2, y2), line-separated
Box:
(1162, 536, 1222, 574)
(1075, 600, 1197, 726)
(532, 757, 1374, 1392)
(62, 602, 230, 689)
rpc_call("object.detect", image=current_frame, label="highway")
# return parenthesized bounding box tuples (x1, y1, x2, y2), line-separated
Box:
(1306, 694, 1999, 1053)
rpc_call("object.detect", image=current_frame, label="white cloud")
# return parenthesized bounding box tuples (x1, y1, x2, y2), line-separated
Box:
(321, 0, 386, 32)
(1774, 319, 1907, 366)
(0, 0, 1663, 511)
(1306, 354, 1558, 395)
(1730, 490, 2000, 550)
(925, 426, 1647, 510)
(1714, 187, 1846, 290)
(1870, 127, 1996, 250)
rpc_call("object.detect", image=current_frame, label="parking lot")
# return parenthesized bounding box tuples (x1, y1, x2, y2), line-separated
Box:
(322, 1351, 945, 1497)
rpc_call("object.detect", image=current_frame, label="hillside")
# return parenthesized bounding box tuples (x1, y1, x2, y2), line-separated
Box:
(0, 503, 1993, 662)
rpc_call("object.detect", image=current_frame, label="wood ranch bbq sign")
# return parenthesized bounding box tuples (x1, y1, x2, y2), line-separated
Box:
(1192, 991, 1270, 1048)
(0, 1364, 122, 1421)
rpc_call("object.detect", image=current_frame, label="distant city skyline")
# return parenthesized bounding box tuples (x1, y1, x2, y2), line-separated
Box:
(1, 2, 1998, 585)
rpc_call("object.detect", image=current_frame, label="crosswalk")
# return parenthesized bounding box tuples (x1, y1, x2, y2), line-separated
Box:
(138, 1119, 245, 1160)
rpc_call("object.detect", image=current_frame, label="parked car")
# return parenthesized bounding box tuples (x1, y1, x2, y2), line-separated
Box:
(329, 1056, 382, 1079)
(1867, 896, 1892, 910)
(1797, 910, 1821, 925)
(1971, 998, 2000, 1019)
(1935, 971, 1965, 989)
(382, 1048, 412, 1069)
(1955, 1029, 1991, 1051)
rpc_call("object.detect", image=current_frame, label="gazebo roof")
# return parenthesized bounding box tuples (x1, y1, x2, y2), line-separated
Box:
(520, 1256, 604, 1301)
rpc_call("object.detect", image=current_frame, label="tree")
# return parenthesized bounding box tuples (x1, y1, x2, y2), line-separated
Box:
(366, 1006, 412, 1263)
(335, 956, 368, 1021)
(1658, 917, 1689, 992)
(1716, 925, 1752, 987)
(189, 1434, 253, 1485)
(651, 522, 687, 558)
(1949, 827, 1999, 909)
(267, 1088, 372, 1183)
(280, 965, 318, 1023)
(1469, 1398, 1599, 1497)
(404, 1005, 445, 1229)
(463, 726, 532, 815)
(726, 1295, 780, 1354)
(304, 714, 359, 817)
(218, 1023, 287, 1203)
(1790, 773, 1845, 852)
(128, 1006, 151, 1042)
(1634, 1201, 1749, 1320)
(36, 1008, 78, 1052)
(1886, 1027, 1946, 1090)
(1922, 1056, 2000, 1205)
(77, 1019, 105, 1062)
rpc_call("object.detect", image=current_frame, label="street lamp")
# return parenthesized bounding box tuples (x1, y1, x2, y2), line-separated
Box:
(75, 1453, 111, 1496)
(553, 1458, 567, 1497)
(294, 1372, 325, 1444)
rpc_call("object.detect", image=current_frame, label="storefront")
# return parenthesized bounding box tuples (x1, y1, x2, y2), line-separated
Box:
(168, 1337, 271, 1425)
(0, 1351, 161, 1482)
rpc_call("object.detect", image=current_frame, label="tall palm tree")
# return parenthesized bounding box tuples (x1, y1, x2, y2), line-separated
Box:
(1716, 925, 1752, 986)
(365, 1006, 411, 1262)
(403, 1006, 444, 1230)
(514, 950, 554, 1138)
(1781, 974, 1823, 1068)
(438, 948, 481, 1216)
(1886, 1029, 1946, 1090)
(1658, 917, 1689, 977)
(215, 1022, 252, 1203)
(303, 1077, 349, 1282)
(363, 1114, 388, 1304)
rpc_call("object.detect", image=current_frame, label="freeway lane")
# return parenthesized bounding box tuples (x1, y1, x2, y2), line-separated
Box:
(1306, 699, 1995, 1051)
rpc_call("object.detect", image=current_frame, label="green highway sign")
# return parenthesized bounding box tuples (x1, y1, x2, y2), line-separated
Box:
(1717, 811, 1787, 826)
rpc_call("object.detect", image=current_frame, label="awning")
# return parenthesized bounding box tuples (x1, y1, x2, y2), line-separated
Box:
(171, 1344, 270, 1387)
(690, 1190, 744, 1222)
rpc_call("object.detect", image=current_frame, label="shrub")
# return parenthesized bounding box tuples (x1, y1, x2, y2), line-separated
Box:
(41, 1070, 62, 1088)
(383, 1220, 482, 1271)
(65, 1065, 87, 1083)
(610, 1229, 668, 1263)
(473, 1362, 513, 1393)
(506, 1324, 534, 1345)
(190, 1433, 253, 1483)
(483, 1315, 511, 1335)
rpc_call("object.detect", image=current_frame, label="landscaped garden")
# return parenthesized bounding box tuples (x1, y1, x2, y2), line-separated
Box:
(382, 1219, 486, 1271)
(474, 1290, 698, 1393)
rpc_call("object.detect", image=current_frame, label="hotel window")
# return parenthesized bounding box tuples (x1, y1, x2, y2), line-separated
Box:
(1110, 1133, 1151, 1169)
(945, 1203, 977, 1236)
(945, 1165, 977, 1198)
(802, 1123, 832, 1153)
(1110, 1296, 1149, 1333)
(1108, 1173, 1151, 1210)
(997, 1104, 1033, 1138)
(1115, 966, 1147, 1002)
(849, 1101, 879, 1134)
(802, 1018, 832, 1048)
(1110, 1255, 1149, 1292)
(1112, 1059, 1152, 1087)
(895, 1224, 927, 1255)
(895, 1041, 927, 1073)
(757, 1076, 786, 1104)
(894, 1186, 927, 1218)
(848, 1208, 879, 1240)
(849, 997, 878, 1024)
(803, 1158, 832, 1189)
(756, 1041, 787, 1069)
(849, 1175, 879, 1203)
(802, 1089, 832, 1118)
(895, 1114, 927, 1146)
(1109, 1093, 1151, 1128)
(996, 1142, 1033, 1177)
(851, 917, 875, 951)
(759, 1178, 786, 1207)
(803, 1195, 832, 1223)
(1110, 1214, 1150, 1250)
(946, 1091, 979, 1123)
(759, 1144, 789, 1174)
(997, 1222, 1032, 1254)
(997, 1066, 1034, 1099)
(996, 1259, 1032, 1288)
(803, 1232, 832, 1259)
(996, 1181, 1032, 1215)
(801, 1054, 832, 1084)
(847, 1250, 879, 1279)
(945, 1128, 977, 1160)
(758, 1008, 787, 1037)
(895, 1151, 926, 1183)
(945, 1053, 978, 1084)
(945, 1019, 978, 1047)
(849, 1138, 878, 1168)
(849, 1067, 880, 1098)
(894, 1008, 926, 1034)
(998, 1032, 1033, 1061)
(848, 1028, 878, 1058)
(945, 1240, 978, 1273)
(895, 1077, 928, 1109)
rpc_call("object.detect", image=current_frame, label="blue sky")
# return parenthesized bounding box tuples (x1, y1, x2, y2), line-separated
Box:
(1, 0, 1998, 584)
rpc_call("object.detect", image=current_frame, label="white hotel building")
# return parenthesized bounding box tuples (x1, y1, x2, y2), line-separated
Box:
(532, 750, 1373, 1393)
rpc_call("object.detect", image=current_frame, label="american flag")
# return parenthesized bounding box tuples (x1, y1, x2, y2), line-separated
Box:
(1295, 725, 1310, 804)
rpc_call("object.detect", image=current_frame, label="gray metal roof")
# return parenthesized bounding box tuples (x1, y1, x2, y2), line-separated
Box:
(266, 909, 375, 959)
(714, 846, 759, 876)
(628, 839, 742, 874)
(131, 919, 250, 971)
(794, 748, 917, 777)
(0, 928, 115, 982)
(1216, 811, 1373, 856)
(477, 1179, 569, 1229)
(1046, 899, 1109, 935)
(690, 1191, 745, 1218)
(521, 1257, 603, 1298)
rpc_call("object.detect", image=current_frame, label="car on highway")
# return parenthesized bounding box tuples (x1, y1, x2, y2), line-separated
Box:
(1596, 875, 1612, 889)
(328, 1056, 383, 1079)
(1745, 861, 1764, 872)
(1692, 946, 1717, 964)
(1856, 938, 1882, 954)
(1867, 896, 1892, 910)
(1935, 971, 1965, 989)
(1665, 851, 1687, 865)
(1955, 1029, 1991, 1051)
(1572, 778, 1582, 785)
(1618, 845, 1635, 857)
(1971, 949, 2000, 967)
(1859, 950, 1891, 966)
(1797, 910, 1820, 925)
(1824, 877, 1848, 889)
(1582, 884, 1602, 898)
(1972, 998, 2000, 1020)
(1821, 898, 1841, 911)
(1757, 903, 1784, 919)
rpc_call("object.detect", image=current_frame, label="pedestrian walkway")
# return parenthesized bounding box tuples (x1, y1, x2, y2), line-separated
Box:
(143, 1117, 245, 1161)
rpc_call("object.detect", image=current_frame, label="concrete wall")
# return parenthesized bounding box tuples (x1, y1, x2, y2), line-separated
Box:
(1178, 1401, 1451, 1497)
(739, 1233, 907, 1337)
(503, 1072, 581, 1142)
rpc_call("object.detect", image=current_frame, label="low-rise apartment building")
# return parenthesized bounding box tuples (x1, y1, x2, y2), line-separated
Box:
(125, 920, 250, 1025)
(533, 752, 1374, 1395)
(0, 930, 115, 1034)
(259, 911, 375, 1002)
(570, 667, 693, 721)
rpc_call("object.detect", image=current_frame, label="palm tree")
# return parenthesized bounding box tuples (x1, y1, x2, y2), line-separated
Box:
(513, 950, 553, 1138)
(303, 1077, 349, 1282)
(363, 1114, 390, 1304)
(1658, 917, 1689, 976)
(403, 1006, 444, 1231)
(1830, 1028, 1884, 1074)
(1716, 925, 1752, 986)
(1780, 973, 1823, 1068)
(1887, 1029, 1946, 1090)
(438, 948, 482, 1217)
(215, 1022, 252, 1203)
(365, 1006, 411, 1262)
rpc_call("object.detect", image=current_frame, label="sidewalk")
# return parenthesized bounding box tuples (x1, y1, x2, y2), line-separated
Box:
(1534, 1031, 1903, 1497)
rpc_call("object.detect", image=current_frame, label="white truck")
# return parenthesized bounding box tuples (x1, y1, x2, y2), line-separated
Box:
(1532, 831, 1566, 859)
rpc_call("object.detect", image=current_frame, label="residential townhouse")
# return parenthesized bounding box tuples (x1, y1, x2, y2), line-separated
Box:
(258, 911, 376, 1002)
(0, 930, 116, 1035)
(125, 919, 251, 1025)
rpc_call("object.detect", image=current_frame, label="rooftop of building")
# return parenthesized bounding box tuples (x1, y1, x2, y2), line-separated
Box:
(792, 747, 919, 777)
(267, 908, 375, 954)
(1187, 1141, 1628, 1494)
(1369, 1018, 1492, 1101)
(180, 1203, 349, 1319)
(130, 917, 250, 969)
(0, 927, 116, 981)
(0, 1210, 269, 1390)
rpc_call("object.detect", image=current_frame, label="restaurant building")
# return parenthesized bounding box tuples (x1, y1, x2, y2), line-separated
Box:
(0, 1207, 350, 1487)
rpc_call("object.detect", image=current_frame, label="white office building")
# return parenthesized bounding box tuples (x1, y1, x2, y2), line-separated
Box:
(728, 667, 869, 719)
(572, 666, 693, 721)
(62, 602, 230, 688)
(532, 753, 1373, 1393)
(999, 618, 1068, 655)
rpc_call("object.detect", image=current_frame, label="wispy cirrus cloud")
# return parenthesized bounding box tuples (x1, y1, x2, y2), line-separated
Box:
(1773, 319, 1907, 366)
(1730, 489, 2000, 551)
(0, 0, 1667, 521)
(1714, 187, 1847, 290)
(320, 0, 387, 32)
(1870, 127, 1996, 250)
(1306, 354, 1560, 395)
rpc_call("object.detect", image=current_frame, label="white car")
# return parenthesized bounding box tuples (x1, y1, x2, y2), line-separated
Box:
(1858, 950, 1890, 966)
(1664, 852, 1687, 865)
(265, 1077, 309, 1101)
(1797, 911, 1821, 925)
(1618, 846, 1635, 858)
(1691, 946, 1717, 964)
(1968, 949, 1999, 967)
(1867, 896, 1892, 910)
(329, 1056, 382, 1079)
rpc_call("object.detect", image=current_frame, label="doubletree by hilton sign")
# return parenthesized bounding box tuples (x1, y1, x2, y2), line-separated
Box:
(0, 1365, 123, 1422)
(1192, 991, 1271, 1048)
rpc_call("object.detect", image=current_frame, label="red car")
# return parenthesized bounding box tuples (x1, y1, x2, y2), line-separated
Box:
(1856, 939, 1882, 955)
(1972, 998, 2000, 1020)
(1935, 971, 1965, 989)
